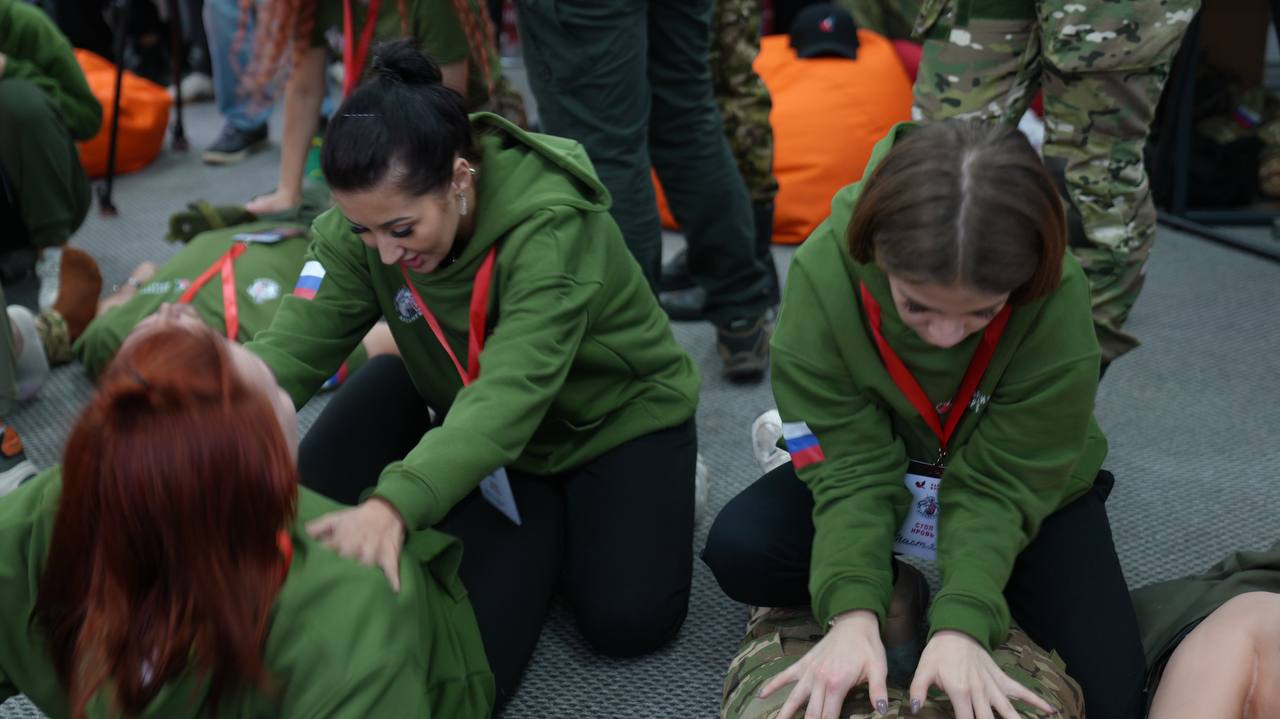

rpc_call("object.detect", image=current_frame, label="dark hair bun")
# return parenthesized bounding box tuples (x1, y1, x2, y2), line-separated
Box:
(369, 39, 442, 86)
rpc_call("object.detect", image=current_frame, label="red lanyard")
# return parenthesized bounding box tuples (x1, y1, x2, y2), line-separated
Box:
(342, 0, 383, 97)
(276, 529, 294, 583)
(398, 247, 497, 386)
(859, 281, 1011, 463)
(179, 243, 247, 340)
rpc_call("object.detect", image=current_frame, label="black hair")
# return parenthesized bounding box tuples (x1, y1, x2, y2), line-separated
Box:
(321, 40, 479, 197)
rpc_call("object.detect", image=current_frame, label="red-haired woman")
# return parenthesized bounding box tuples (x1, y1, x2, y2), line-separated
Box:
(0, 307, 493, 717)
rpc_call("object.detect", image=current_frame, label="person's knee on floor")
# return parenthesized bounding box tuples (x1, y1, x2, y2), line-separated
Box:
(572, 581, 690, 658)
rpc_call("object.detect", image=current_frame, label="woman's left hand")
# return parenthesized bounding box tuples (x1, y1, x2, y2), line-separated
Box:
(909, 630, 1056, 719)
(306, 499, 407, 593)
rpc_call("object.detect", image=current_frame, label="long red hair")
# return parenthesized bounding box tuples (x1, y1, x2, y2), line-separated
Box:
(33, 324, 298, 717)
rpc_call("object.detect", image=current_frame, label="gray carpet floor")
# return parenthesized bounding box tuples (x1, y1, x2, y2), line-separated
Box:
(3, 98, 1279, 718)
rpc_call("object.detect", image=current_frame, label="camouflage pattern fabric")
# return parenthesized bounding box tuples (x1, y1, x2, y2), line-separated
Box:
(836, 0, 918, 39)
(910, 0, 1198, 362)
(34, 309, 71, 366)
(722, 606, 1084, 719)
(710, 0, 779, 205)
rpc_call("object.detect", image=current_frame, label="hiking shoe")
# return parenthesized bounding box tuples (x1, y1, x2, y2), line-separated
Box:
(52, 247, 102, 342)
(750, 409, 791, 475)
(717, 314, 771, 383)
(659, 286, 706, 322)
(885, 559, 930, 688)
(202, 123, 269, 165)
(0, 425, 38, 498)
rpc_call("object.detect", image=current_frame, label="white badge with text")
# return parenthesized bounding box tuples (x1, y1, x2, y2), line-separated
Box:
(893, 460, 943, 561)
(479, 467, 522, 525)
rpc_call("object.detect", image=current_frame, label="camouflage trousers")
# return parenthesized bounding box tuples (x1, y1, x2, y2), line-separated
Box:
(911, 0, 1198, 362)
(34, 309, 71, 365)
(710, 0, 778, 205)
(722, 607, 1084, 719)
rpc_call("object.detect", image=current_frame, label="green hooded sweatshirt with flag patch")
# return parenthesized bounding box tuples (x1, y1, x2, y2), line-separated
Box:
(773, 122, 1106, 651)
(245, 113, 701, 531)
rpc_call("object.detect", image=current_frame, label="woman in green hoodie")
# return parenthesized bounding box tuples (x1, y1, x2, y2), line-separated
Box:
(0, 310, 493, 718)
(242, 41, 701, 702)
(703, 121, 1143, 718)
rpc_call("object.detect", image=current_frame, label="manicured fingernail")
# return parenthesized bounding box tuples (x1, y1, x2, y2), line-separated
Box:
(911, 698, 922, 714)
(876, 699, 888, 715)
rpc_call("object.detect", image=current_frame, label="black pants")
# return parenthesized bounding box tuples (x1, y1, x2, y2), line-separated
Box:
(299, 356, 698, 705)
(702, 463, 1147, 719)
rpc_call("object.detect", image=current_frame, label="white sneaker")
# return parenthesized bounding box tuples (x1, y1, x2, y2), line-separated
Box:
(694, 452, 710, 526)
(7, 306, 50, 402)
(168, 72, 215, 102)
(35, 246, 61, 312)
(751, 409, 791, 475)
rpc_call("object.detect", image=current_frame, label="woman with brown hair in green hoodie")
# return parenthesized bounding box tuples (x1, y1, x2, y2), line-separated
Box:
(242, 41, 701, 706)
(703, 120, 1144, 719)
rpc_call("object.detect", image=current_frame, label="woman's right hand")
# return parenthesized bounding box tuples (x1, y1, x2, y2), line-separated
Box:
(759, 609, 890, 719)
(246, 187, 301, 216)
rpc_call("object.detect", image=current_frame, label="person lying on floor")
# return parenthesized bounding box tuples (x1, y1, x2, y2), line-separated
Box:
(0, 310, 494, 717)
(240, 41, 701, 707)
(67, 220, 397, 385)
(703, 120, 1143, 718)
(1135, 542, 1280, 718)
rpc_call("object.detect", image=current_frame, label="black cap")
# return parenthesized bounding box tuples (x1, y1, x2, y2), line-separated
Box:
(789, 4, 859, 61)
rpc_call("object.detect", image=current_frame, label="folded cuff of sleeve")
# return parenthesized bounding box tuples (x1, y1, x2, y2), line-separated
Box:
(373, 463, 445, 531)
(927, 594, 1004, 650)
(814, 578, 891, 630)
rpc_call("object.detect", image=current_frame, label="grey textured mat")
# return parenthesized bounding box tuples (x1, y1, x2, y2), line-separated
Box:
(4, 100, 1280, 718)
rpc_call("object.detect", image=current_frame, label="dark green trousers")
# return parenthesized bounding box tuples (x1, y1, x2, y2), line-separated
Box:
(0, 78, 91, 310)
(517, 0, 772, 326)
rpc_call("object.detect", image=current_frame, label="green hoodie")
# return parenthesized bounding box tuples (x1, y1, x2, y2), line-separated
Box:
(74, 222, 367, 381)
(0, 470, 494, 718)
(246, 113, 700, 531)
(773, 122, 1105, 650)
(0, 0, 102, 141)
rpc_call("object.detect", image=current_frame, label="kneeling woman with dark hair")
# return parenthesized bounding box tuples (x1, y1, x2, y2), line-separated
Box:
(242, 40, 700, 701)
(0, 308, 493, 718)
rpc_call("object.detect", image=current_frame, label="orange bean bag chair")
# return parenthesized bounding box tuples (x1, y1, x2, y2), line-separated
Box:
(74, 49, 172, 178)
(656, 29, 913, 244)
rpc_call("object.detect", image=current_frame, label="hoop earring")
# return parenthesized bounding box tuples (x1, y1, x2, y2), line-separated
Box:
(458, 192, 468, 216)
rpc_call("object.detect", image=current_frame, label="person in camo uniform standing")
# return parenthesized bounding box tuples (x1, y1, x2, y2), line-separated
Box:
(910, 0, 1198, 367)
(661, 0, 782, 317)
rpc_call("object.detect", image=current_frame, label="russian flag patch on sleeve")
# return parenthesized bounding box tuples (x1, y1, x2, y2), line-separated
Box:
(293, 261, 326, 300)
(782, 421, 826, 469)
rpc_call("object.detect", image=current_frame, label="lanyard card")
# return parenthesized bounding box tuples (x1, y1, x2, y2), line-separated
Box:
(893, 460, 944, 561)
(233, 226, 305, 244)
(479, 467, 522, 526)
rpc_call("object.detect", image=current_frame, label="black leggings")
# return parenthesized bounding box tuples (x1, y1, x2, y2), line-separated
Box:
(299, 356, 698, 704)
(701, 463, 1146, 719)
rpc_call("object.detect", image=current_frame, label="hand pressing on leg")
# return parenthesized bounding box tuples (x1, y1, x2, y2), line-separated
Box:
(759, 609, 890, 719)
(909, 630, 1056, 719)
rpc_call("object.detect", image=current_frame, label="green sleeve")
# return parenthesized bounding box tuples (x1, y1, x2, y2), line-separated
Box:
(244, 225, 382, 407)
(373, 211, 594, 530)
(2, 4, 102, 140)
(770, 261, 911, 628)
(928, 281, 1102, 650)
